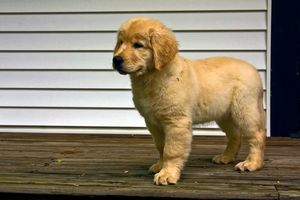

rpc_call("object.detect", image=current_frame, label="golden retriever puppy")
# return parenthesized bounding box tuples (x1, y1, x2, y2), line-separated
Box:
(113, 17, 265, 185)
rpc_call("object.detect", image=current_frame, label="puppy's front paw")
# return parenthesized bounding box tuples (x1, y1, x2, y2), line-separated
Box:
(149, 160, 163, 174)
(234, 160, 263, 172)
(212, 154, 235, 164)
(153, 168, 180, 185)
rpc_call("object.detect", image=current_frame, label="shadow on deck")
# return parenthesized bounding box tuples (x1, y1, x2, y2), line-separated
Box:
(0, 133, 299, 200)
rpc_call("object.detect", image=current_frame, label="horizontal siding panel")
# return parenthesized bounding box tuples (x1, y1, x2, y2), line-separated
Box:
(0, 52, 266, 70)
(0, 90, 267, 109)
(0, 32, 266, 51)
(0, 52, 114, 70)
(180, 52, 266, 69)
(0, 108, 219, 128)
(0, 108, 144, 127)
(0, 12, 266, 31)
(0, 90, 134, 108)
(178, 32, 266, 50)
(0, 0, 267, 13)
(0, 127, 225, 136)
(0, 71, 129, 89)
(0, 71, 266, 89)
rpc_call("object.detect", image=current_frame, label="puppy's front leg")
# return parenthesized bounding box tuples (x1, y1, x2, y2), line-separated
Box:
(145, 120, 165, 174)
(154, 119, 192, 185)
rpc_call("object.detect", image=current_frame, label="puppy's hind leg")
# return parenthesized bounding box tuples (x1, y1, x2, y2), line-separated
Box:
(234, 128, 265, 171)
(213, 117, 241, 164)
(232, 88, 266, 172)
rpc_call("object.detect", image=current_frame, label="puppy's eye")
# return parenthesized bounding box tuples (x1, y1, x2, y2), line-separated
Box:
(119, 40, 123, 45)
(133, 42, 144, 49)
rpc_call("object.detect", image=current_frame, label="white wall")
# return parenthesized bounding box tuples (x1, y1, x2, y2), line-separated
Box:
(0, 0, 270, 135)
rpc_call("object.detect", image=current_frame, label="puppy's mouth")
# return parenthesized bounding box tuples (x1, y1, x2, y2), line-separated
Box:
(116, 67, 142, 75)
(115, 68, 128, 75)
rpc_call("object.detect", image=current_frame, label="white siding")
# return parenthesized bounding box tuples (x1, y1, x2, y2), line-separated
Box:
(0, 12, 266, 31)
(0, 52, 267, 70)
(0, 0, 267, 12)
(0, 71, 267, 89)
(0, 32, 266, 51)
(0, 0, 270, 135)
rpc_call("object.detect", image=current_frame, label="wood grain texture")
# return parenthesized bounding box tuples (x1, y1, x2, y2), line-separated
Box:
(0, 133, 299, 199)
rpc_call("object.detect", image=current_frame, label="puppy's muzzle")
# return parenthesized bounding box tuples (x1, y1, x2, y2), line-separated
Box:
(113, 56, 127, 75)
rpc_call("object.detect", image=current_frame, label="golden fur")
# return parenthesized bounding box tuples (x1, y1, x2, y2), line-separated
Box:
(113, 17, 266, 185)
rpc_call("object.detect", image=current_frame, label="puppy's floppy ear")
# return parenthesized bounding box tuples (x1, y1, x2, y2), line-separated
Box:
(149, 27, 178, 70)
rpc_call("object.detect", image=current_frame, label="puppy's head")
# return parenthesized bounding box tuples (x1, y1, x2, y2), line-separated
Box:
(113, 17, 178, 76)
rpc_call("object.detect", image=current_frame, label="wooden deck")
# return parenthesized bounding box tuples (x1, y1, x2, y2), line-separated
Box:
(0, 133, 299, 200)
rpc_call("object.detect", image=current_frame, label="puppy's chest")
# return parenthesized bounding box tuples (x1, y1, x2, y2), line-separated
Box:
(134, 84, 179, 121)
(131, 76, 185, 121)
(132, 90, 163, 117)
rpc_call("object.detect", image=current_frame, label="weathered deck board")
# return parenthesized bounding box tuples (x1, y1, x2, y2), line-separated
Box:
(0, 133, 299, 199)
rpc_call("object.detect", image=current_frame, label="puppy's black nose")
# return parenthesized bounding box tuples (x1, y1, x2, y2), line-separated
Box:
(113, 56, 124, 67)
(113, 56, 127, 75)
